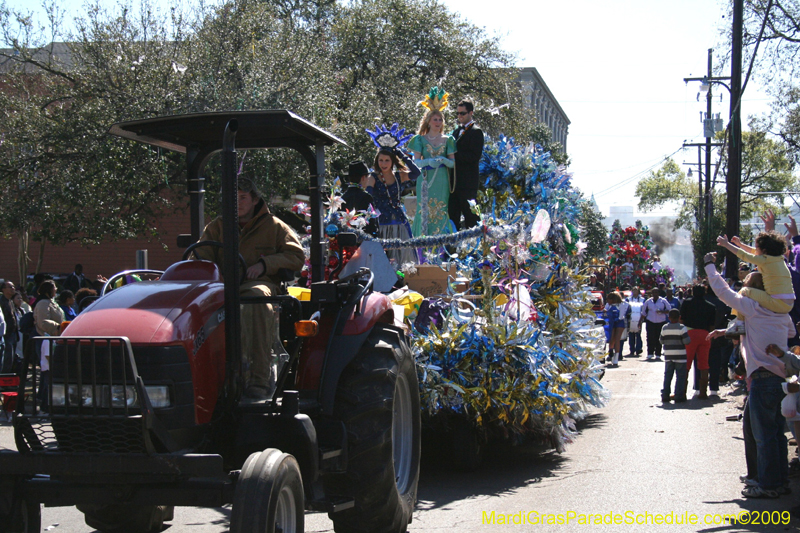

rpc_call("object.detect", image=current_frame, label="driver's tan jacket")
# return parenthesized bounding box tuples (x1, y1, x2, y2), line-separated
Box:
(196, 199, 305, 285)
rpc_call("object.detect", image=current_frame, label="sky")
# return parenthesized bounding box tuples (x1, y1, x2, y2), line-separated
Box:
(438, 0, 771, 217)
(7, 0, 773, 218)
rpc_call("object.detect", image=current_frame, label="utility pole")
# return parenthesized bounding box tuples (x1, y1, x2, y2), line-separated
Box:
(727, 0, 744, 279)
(697, 145, 703, 225)
(705, 49, 713, 237)
(684, 50, 729, 244)
(683, 141, 723, 226)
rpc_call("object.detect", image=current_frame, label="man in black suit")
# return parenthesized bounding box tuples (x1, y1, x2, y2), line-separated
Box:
(340, 161, 378, 236)
(449, 99, 484, 230)
(63, 264, 91, 295)
(341, 161, 373, 212)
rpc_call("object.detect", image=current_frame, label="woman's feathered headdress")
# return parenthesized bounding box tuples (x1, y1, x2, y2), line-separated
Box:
(365, 123, 413, 150)
(418, 86, 449, 112)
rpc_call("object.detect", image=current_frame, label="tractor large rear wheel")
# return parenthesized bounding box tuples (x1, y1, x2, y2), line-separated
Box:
(323, 324, 421, 533)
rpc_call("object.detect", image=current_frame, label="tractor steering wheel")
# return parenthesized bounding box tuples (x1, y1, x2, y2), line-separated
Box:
(183, 240, 249, 281)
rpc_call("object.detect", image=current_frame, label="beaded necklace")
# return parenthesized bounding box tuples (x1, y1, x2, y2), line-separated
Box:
(375, 170, 402, 208)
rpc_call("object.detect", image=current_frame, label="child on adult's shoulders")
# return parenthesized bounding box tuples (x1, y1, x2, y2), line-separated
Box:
(705, 269, 766, 341)
(717, 232, 795, 315)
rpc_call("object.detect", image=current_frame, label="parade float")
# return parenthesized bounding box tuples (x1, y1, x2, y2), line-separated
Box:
(605, 220, 674, 290)
(295, 130, 608, 468)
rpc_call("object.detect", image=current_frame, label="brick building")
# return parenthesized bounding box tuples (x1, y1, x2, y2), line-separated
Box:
(0, 210, 190, 287)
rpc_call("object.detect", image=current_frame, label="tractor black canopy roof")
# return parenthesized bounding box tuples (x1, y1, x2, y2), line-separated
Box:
(108, 110, 346, 153)
(108, 109, 335, 284)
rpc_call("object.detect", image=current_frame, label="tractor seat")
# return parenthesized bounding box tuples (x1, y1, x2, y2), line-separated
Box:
(161, 260, 222, 282)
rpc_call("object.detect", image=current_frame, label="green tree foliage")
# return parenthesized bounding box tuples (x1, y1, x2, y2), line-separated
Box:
(724, 0, 800, 162)
(0, 0, 566, 281)
(635, 159, 695, 221)
(635, 122, 798, 271)
(0, 1, 191, 282)
(180, 0, 337, 206)
(327, 0, 568, 167)
(578, 199, 607, 261)
(735, 0, 800, 79)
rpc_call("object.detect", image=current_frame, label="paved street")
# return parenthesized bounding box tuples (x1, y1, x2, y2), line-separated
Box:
(2, 355, 799, 532)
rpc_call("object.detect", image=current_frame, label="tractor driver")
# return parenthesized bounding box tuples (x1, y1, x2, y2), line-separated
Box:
(195, 173, 306, 400)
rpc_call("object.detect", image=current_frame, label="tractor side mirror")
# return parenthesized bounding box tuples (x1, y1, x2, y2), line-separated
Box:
(177, 234, 194, 248)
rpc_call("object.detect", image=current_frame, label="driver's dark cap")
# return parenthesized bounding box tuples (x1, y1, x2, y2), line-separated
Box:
(237, 173, 262, 198)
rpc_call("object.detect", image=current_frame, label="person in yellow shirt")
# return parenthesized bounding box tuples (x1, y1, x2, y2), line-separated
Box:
(717, 231, 794, 315)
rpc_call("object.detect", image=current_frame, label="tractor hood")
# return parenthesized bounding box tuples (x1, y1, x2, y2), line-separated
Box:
(63, 281, 225, 345)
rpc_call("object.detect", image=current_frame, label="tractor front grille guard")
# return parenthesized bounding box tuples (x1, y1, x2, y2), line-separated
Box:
(14, 337, 158, 455)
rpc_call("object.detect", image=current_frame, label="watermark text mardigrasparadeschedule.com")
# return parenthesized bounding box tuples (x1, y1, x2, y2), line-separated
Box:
(481, 510, 791, 526)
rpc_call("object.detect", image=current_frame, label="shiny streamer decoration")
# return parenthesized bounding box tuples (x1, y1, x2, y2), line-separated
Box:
(297, 137, 609, 451)
(409, 136, 607, 450)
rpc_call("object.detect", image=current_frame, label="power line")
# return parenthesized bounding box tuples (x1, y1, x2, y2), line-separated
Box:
(572, 134, 691, 139)
(561, 98, 768, 105)
(592, 146, 684, 199)
(580, 153, 698, 176)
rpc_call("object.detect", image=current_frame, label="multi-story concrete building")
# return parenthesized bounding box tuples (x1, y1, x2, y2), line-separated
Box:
(519, 67, 570, 149)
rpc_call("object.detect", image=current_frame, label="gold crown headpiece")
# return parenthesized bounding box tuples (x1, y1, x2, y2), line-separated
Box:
(418, 86, 449, 112)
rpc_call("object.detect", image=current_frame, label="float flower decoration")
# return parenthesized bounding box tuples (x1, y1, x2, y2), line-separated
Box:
(294, 177, 380, 285)
(291, 137, 608, 449)
(605, 220, 669, 289)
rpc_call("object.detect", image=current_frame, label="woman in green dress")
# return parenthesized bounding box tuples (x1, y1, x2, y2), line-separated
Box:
(409, 109, 456, 237)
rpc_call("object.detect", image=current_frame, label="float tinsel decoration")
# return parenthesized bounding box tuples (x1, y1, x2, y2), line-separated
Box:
(293, 137, 609, 450)
(411, 136, 607, 450)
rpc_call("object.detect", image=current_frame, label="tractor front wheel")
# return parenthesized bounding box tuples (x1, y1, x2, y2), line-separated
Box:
(323, 324, 421, 533)
(230, 448, 304, 533)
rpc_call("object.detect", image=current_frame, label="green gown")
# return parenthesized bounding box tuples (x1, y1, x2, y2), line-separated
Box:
(408, 134, 456, 237)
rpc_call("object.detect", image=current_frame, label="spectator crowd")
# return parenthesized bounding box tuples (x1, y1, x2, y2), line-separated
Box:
(0, 264, 99, 412)
(600, 211, 800, 505)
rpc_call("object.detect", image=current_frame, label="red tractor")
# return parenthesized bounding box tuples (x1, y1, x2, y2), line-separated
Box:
(0, 111, 421, 533)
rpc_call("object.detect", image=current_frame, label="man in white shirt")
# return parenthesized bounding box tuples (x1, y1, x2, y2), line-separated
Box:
(705, 252, 795, 498)
(639, 288, 670, 360)
(627, 287, 645, 356)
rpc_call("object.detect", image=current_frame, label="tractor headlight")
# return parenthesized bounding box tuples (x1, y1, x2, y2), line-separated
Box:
(51, 384, 137, 408)
(51, 385, 171, 408)
(144, 386, 171, 408)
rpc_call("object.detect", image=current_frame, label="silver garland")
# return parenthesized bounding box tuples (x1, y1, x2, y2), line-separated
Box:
(304, 221, 527, 250)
